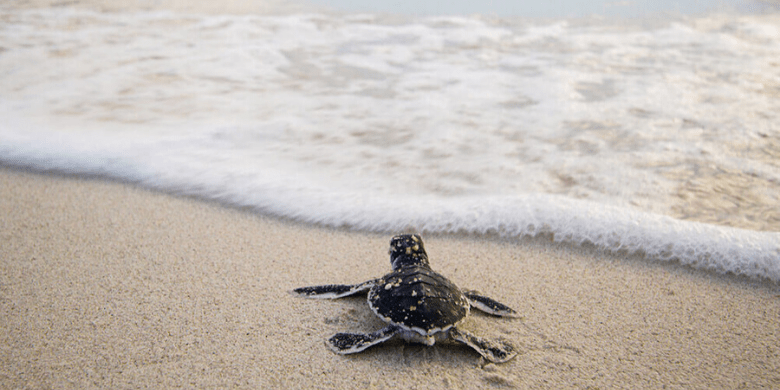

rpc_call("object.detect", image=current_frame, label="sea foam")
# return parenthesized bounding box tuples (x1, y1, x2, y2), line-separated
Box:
(1, 8, 779, 281)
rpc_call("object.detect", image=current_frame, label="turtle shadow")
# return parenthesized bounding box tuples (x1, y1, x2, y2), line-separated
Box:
(331, 340, 525, 389)
(339, 338, 495, 367)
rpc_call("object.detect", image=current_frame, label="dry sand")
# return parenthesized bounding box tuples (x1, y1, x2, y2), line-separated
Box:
(2, 168, 779, 389)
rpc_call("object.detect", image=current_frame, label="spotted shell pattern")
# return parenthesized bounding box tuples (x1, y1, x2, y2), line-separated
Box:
(367, 265, 470, 336)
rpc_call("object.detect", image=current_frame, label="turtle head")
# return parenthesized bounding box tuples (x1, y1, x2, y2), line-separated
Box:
(388, 234, 429, 270)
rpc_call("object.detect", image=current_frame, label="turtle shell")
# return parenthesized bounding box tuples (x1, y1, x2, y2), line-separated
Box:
(368, 266, 469, 336)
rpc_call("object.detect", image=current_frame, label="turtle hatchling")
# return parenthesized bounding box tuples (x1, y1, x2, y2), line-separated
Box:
(293, 234, 519, 363)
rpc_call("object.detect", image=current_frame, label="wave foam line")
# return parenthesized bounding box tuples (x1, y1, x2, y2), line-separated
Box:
(2, 131, 778, 282)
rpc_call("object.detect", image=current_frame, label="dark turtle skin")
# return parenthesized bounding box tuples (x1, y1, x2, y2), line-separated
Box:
(293, 234, 519, 363)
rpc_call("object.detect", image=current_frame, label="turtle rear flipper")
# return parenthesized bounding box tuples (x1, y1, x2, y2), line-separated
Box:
(328, 326, 400, 354)
(293, 280, 376, 299)
(463, 291, 519, 317)
(450, 327, 517, 363)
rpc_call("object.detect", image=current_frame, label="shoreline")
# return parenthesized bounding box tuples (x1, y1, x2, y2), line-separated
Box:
(2, 167, 778, 388)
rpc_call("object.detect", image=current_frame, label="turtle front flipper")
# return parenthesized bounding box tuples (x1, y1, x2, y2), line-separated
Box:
(327, 325, 400, 354)
(293, 280, 377, 299)
(463, 291, 519, 317)
(450, 327, 517, 363)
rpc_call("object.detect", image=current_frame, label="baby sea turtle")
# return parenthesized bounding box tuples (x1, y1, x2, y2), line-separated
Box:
(293, 234, 518, 363)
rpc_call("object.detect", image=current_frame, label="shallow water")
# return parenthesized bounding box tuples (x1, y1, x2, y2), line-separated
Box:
(1, 5, 778, 280)
(302, 0, 770, 18)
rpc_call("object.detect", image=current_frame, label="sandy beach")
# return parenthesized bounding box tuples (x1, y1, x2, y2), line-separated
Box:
(2, 168, 778, 388)
(3, 0, 780, 388)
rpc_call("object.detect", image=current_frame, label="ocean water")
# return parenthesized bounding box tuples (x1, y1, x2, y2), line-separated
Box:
(303, 0, 769, 18)
(1, 4, 779, 281)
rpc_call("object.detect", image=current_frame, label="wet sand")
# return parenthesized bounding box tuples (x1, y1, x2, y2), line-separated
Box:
(2, 168, 778, 388)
